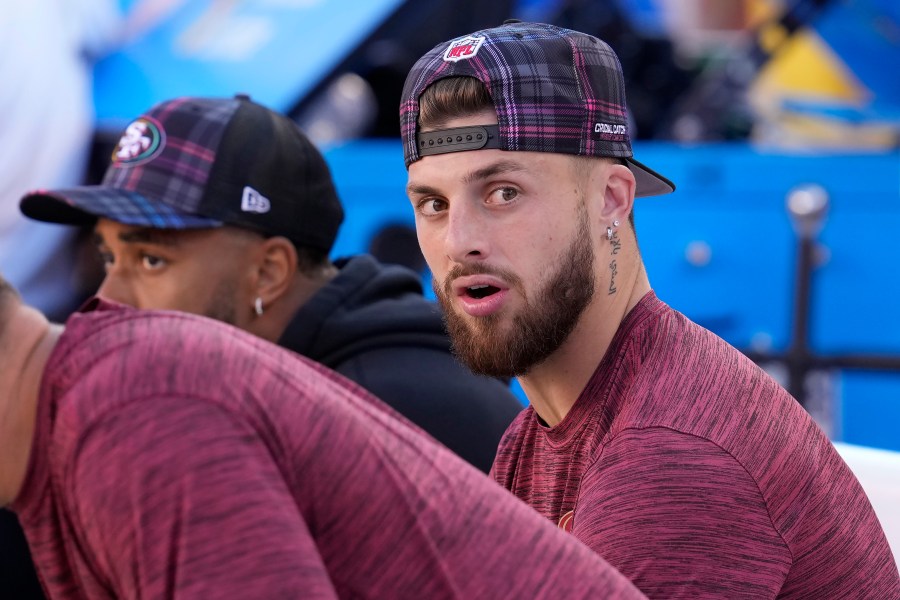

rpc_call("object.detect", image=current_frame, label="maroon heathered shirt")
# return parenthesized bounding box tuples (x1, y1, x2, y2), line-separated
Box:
(492, 292, 899, 599)
(12, 300, 646, 600)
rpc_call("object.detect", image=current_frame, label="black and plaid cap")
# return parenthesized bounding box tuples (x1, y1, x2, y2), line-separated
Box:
(20, 95, 344, 251)
(400, 21, 674, 198)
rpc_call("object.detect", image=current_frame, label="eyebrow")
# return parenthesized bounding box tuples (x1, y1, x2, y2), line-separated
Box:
(406, 159, 529, 197)
(463, 160, 528, 184)
(92, 227, 184, 247)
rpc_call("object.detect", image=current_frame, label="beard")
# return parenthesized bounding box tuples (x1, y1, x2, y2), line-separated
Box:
(435, 208, 596, 378)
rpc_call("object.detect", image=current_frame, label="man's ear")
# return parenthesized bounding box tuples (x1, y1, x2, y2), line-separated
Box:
(254, 236, 298, 307)
(600, 163, 636, 224)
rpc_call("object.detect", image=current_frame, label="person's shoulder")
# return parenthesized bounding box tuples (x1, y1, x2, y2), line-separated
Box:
(290, 255, 448, 360)
(49, 302, 343, 445)
(63, 299, 259, 361)
(642, 300, 748, 367)
(631, 299, 791, 417)
(53, 300, 176, 370)
(621, 306, 816, 473)
(589, 427, 773, 515)
(54, 299, 302, 410)
(337, 254, 427, 304)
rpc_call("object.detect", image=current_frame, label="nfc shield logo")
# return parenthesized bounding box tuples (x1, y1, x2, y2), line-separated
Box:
(443, 35, 485, 62)
(241, 186, 271, 214)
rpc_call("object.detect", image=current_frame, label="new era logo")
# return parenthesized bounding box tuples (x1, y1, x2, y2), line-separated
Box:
(241, 186, 271, 214)
(443, 35, 485, 62)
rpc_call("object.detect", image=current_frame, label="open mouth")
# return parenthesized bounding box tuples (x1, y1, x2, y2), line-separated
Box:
(466, 284, 501, 300)
(452, 276, 509, 317)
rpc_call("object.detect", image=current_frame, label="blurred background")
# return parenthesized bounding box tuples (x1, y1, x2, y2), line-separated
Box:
(2, 0, 898, 571)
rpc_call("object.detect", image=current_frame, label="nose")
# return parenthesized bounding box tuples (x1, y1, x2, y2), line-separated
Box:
(444, 199, 489, 264)
(95, 269, 136, 307)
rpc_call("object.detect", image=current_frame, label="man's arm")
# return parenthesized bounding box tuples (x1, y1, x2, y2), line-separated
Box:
(575, 427, 792, 599)
(67, 397, 337, 599)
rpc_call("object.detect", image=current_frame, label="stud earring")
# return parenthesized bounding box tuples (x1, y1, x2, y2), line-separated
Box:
(254, 297, 264, 316)
(607, 219, 621, 241)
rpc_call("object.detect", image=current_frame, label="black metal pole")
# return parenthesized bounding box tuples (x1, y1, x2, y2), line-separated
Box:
(785, 184, 829, 406)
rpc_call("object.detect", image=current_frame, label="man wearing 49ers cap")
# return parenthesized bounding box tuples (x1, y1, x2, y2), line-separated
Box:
(401, 20, 898, 598)
(20, 94, 522, 474)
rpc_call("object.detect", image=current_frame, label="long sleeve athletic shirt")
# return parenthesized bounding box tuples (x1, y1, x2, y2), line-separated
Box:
(493, 292, 899, 599)
(12, 299, 645, 600)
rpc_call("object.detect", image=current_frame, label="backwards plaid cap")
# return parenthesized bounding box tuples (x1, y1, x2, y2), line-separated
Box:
(400, 21, 674, 198)
(20, 95, 344, 251)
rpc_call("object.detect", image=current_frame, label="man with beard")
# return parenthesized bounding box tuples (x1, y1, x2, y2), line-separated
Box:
(401, 21, 899, 598)
(0, 272, 648, 599)
(19, 94, 522, 474)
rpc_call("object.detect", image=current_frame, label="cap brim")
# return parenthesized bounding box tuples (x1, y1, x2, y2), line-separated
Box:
(19, 186, 222, 229)
(627, 157, 675, 198)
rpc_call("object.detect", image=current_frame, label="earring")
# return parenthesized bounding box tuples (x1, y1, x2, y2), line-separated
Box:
(254, 297, 264, 316)
(607, 219, 620, 241)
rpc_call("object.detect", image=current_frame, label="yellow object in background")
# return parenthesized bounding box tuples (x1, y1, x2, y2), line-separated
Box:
(749, 28, 895, 149)
(757, 29, 864, 103)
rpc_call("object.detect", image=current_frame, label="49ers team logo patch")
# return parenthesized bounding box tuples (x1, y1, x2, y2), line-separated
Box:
(112, 117, 165, 165)
(558, 510, 575, 533)
(443, 35, 485, 62)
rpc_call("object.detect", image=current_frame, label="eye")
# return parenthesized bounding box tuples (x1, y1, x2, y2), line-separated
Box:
(488, 186, 519, 204)
(141, 254, 168, 270)
(417, 197, 448, 216)
(98, 251, 114, 270)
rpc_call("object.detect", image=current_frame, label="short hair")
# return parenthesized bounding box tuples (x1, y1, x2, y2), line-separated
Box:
(418, 77, 635, 230)
(294, 245, 331, 276)
(418, 76, 494, 131)
(229, 225, 331, 278)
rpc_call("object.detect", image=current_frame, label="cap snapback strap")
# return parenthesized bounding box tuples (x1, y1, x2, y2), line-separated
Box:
(417, 124, 500, 157)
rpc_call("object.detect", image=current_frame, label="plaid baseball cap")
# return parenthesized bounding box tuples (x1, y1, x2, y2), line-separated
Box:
(400, 21, 675, 198)
(20, 95, 344, 251)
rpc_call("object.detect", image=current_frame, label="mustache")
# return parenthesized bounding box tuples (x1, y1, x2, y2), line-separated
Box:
(440, 263, 522, 297)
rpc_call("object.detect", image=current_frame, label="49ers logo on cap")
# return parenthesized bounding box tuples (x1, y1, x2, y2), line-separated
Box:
(112, 117, 165, 165)
(443, 35, 485, 62)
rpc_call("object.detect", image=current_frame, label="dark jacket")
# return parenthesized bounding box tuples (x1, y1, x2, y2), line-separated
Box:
(278, 255, 523, 472)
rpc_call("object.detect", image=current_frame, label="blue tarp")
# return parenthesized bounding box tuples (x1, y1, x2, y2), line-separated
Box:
(94, 0, 405, 129)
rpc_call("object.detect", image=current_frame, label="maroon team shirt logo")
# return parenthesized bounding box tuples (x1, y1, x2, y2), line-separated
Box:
(558, 510, 574, 533)
(112, 117, 165, 165)
(443, 35, 485, 62)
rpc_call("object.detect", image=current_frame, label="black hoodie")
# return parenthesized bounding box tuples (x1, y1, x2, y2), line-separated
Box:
(278, 255, 523, 473)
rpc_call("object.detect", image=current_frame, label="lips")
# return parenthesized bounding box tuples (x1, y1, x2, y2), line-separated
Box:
(452, 274, 510, 317)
